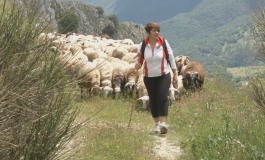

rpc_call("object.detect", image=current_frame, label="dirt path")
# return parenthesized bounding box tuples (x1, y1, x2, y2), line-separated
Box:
(153, 134, 183, 160)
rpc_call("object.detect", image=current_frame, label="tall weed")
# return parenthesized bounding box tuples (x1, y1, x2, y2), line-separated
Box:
(0, 1, 82, 159)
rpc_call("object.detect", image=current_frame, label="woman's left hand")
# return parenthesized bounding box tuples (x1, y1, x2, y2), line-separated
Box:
(173, 74, 178, 84)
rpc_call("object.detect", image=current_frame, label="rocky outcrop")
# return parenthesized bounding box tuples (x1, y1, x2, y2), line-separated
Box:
(13, 0, 146, 43)
(116, 22, 146, 44)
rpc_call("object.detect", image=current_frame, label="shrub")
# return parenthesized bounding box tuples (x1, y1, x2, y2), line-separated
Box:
(96, 6, 104, 16)
(102, 24, 117, 37)
(58, 11, 80, 34)
(108, 14, 119, 27)
(0, 1, 82, 159)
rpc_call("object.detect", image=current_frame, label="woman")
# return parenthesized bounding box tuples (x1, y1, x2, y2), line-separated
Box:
(135, 22, 178, 134)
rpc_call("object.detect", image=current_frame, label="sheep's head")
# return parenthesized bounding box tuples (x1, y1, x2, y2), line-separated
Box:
(90, 85, 102, 96)
(185, 71, 202, 92)
(102, 86, 113, 97)
(113, 86, 122, 99)
(125, 81, 135, 96)
(137, 96, 150, 111)
(112, 74, 125, 89)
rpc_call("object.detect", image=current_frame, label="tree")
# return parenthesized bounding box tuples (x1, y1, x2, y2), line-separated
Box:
(58, 11, 80, 34)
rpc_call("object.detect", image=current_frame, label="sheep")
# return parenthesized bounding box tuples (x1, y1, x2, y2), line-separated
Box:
(77, 61, 101, 98)
(93, 58, 114, 97)
(181, 61, 205, 92)
(168, 83, 177, 105)
(124, 63, 139, 98)
(175, 55, 190, 75)
(168, 68, 178, 104)
(137, 96, 150, 111)
(83, 47, 99, 61)
(174, 75, 186, 101)
(127, 44, 139, 53)
(111, 62, 127, 99)
(121, 38, 134, 45)
(111, 47, 128, 59)
(121, 52, 138, 64)
(67, 51, 88, 74)
(136, 68, 150, 110)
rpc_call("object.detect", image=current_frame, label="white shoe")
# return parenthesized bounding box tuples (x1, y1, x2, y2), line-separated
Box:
(154, 122, 160, 133)
(159, 122, 168, 134)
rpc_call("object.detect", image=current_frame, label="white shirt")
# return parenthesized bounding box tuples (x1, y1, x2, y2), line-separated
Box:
(136, 38, 176, 77)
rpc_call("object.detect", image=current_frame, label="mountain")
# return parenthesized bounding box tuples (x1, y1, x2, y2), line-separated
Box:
(79, 0, 203, 24)
(78, 0, 264, 69)
(160, 0, 262, 68)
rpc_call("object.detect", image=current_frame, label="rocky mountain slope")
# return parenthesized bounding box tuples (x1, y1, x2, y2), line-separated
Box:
(15, 0, 146, 43)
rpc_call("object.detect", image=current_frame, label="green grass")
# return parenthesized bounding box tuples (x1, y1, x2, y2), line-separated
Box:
(227, 66, 265, 78)
(171, 78, 265, 159)
(67, 97, 159, 160)
(67, 77, 265, 160)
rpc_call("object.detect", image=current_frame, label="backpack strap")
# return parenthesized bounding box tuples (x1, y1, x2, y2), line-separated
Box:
(141, 37, 170, 65)
(140, 39, 147, 55)
(162, 38, 170, 66)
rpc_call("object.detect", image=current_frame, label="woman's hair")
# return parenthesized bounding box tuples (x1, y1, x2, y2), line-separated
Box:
(144, 22, 160, 33)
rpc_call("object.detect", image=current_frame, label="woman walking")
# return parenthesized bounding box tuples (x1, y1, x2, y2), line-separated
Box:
(135, 22, 178, 134)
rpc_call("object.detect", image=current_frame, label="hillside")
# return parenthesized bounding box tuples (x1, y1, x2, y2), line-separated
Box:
(79, 0, 202, 24)
(79, 0, 264, 69)
(161, 0, 261, 68)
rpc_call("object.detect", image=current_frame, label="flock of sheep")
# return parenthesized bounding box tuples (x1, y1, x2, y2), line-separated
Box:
(40, 32, 205, 109)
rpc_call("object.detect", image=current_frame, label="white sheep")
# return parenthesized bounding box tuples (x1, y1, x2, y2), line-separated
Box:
(111, 47, 128, 59)
(83, 47, 99, 61)
(77, 61, 101, 98)
(124, 63, 139, 98)
(111, 62, 127, 99)
(93, 58, 113, 97)
(174, 75, 186, 101)
(137, 95, 150, 111)
(136, 68, 150, 110)
(175, 55, 190, 75)
(121, 52, 138, 64)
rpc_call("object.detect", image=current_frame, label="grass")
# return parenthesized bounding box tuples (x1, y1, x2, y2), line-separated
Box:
(67, 97, 159, 160)
(227, 66, 265, 78)
(172, 78, 265, 159)
(64, 76, 265, 160)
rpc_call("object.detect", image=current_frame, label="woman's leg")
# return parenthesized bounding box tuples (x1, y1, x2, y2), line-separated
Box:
(144, 76, 159, 119)
(157, 73, 171, 121)
(157, 73, 171, 134)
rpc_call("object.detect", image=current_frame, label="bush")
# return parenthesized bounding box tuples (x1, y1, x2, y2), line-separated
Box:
(108, 14, 119, 27)
(96, 6, 104, 16)
(102, 24, 117, 37)
(58, 11, 80, 34)
(0, 1, 82, 159)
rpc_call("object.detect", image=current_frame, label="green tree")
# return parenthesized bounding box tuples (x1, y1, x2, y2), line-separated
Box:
(58, 11, 80, 34)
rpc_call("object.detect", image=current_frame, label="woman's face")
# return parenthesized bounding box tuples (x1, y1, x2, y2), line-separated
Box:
(149, 28, 159, 39)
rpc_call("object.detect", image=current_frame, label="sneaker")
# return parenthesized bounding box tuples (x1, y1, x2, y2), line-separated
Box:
(154, 122, 160, 133)
(159, 122, 168, 134)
